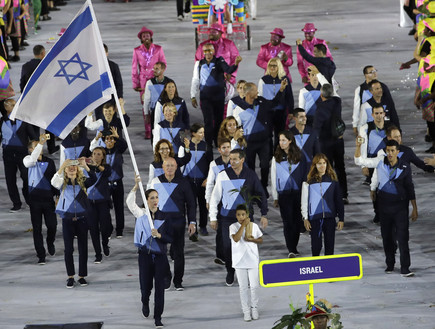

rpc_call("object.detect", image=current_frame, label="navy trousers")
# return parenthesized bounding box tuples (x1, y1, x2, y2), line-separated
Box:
(378, 205, 410, 273)
(29, 200, 57, 259)
(278, 191, 302, 254)
(62, 216, 88, 277)
(309, 217, 336, 256)
(138, 249, 168, 321)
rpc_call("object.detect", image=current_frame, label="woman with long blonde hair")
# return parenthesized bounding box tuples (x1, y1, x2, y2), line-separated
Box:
(301, 153, 344, 257)
(258, 57, 294, 151)
(153, 102, 187, 154)
(51, 158, 96, 288)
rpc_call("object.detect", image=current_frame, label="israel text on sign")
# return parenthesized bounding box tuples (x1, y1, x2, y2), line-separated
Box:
(259, 253, 363, 287)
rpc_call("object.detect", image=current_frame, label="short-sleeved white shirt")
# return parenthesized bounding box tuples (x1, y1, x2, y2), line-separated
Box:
(229, 222, 263, 269)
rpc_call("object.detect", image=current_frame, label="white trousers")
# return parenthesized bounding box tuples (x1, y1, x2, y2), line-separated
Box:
(250, 0, 257, 19)
(235, 268, 259, 313)
(399, 0, 413, 27)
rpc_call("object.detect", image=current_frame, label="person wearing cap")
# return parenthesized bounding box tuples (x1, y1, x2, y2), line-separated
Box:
(256, 28, 294, 82)
(132, 26, 166, 138)
(304, 299, 336, 329)
(297, 23, 333, 84)
(194, 23, 240, 85)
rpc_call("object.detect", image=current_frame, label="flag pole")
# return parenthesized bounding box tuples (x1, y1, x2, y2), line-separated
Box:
(87, 0, 154, 229)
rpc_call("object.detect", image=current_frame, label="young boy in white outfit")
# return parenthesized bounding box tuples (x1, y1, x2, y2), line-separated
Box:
(229, 204, 263, 322)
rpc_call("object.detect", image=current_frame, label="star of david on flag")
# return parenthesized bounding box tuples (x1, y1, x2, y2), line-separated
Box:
(54, 53, 92, 84)
(10, 0, 114, 139)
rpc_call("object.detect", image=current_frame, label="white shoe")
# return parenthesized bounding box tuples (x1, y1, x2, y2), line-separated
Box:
(177, 15, 183, 21)
(251, 308, 259, 320)
(244, 312, 251, 322)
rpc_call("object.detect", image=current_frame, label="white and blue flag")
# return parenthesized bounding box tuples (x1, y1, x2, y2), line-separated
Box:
(10, 0, 114, 139)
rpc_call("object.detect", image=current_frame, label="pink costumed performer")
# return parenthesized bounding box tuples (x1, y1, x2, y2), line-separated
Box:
(256, 28, 294, 82)
(296, 23, 333, 84)
(132, 26, 166, 138)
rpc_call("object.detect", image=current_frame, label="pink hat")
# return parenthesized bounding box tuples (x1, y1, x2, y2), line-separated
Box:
(302, 23, 317, 32)
(270, 28, 285, 38)
(209, 23, 224, 34)
(137, 26, 153, 39)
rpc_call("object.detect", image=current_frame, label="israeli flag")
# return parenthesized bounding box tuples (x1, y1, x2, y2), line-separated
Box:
(10, 0, 114, 139)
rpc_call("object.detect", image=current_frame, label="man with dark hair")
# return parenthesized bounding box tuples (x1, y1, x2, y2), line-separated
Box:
(370, 139, 418, 277)
(209, 149, 268, 286)
(296, 38, 335, 85)
(191, 43, 242, 150)
(357, 106, 393, 218)
(143, 62, 173, 137)
(352, 66, 394, 135)
(356, 79, 400, 131)
(290, 108, 320, 168)
(205, 137, 232, 265)
(313, 84, 348, 203)
(20, 45, 46, 92)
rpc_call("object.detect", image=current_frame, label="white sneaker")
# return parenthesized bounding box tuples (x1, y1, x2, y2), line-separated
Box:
(244, 312, 251, 322)
(177, 15, 183, 21)
(251, 308, 259, 320)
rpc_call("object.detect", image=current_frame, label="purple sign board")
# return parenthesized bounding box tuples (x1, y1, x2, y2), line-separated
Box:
(259, 253, 363, 287)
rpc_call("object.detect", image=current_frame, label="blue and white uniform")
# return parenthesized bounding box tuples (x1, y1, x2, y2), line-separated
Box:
(301, 174, 344, 256)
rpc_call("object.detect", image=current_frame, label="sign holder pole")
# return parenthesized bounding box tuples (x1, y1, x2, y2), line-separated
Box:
(308, 283, 314, 305)
(308, 284, 314, 329)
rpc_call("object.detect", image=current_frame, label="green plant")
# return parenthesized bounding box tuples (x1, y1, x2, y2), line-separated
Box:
(272, 302, 311, 329)
(229, 185, 260, 216)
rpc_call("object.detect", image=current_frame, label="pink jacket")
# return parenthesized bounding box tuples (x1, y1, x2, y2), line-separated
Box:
(296, 37, 333, 81)
(131, 44, 166, 93)
(256, 42, 293, 82)
(195, 38, 239, 84)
